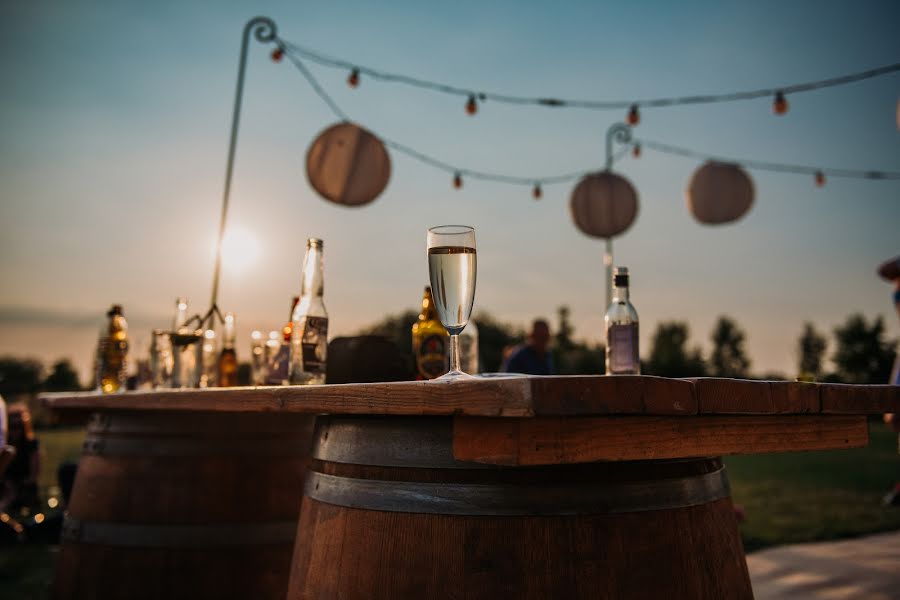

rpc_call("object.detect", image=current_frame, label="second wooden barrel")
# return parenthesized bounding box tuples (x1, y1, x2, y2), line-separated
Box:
(53, 410, 314, 600)
(288, 416, 753, 600)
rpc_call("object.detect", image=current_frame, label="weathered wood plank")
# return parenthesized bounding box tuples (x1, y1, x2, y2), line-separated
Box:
(692, 378, 819, 414)
(819, 384, 900, 414)
(453, 415, 868, 465)
(529, 375, 696, 415)
(41, 376, 900, 417)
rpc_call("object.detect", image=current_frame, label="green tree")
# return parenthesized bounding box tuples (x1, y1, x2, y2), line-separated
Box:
(43, 359, 82, 391)
(830, 314, 897, 384)
(797, 322, 827, 379)
(709, 316, 751, 378)
(358, 310, 419, 357)
(555, 306, 575, 353)
(473, 311, 523, 372)
(0, 357, 44, 396)
(645, 322, 706, 377)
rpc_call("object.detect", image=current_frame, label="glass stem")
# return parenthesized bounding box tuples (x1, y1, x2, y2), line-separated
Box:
(450, 334, 461, 373)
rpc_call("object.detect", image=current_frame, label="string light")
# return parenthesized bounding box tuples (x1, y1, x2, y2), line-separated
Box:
(348, 68, 360, 88)
(271, 47, 284, 62)
(279, 39, 900, 113)
(632, 144, 642, 158)
(533, 183, 543, 199)
(282, 50, 900, 192)
(773, 90, 789, 115)
(466, 95, 478, 115)
(627, 104, 640, 126)
(815, 171, 826, 187)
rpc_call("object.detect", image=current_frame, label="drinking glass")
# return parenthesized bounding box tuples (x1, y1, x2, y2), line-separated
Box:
(426, 225, 477, 380)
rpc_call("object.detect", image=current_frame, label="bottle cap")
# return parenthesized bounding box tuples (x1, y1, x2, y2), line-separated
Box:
(108, 304, 123, 316)
(613, 267, 629, 287)
(307, 238, 323, 248)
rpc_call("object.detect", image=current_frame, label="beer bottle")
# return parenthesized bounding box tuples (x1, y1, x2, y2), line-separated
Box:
(605, 267, 640, 375)
(411, 286, 449, 379)
(97, 304, 129, 393)
(290, 239, 328, 385)
(217, 312, 238, 387)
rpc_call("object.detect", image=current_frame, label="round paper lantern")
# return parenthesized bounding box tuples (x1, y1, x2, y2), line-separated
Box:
(686, 161, 754, 225)
(569, 171, 639, 239)
(306, 122, 391, 207)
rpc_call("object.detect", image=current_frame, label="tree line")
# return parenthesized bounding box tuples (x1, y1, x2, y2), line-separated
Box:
(0, 310, 895, 402)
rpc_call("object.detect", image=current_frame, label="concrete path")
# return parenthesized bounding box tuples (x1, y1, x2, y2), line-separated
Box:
(747, 530, 900, 599)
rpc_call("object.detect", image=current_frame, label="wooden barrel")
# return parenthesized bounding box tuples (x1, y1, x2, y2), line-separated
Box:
(53, 410, 314, 600)
(288, 416, 753, 600)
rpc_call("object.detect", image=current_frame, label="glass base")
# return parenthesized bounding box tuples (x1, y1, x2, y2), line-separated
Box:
(432, 369, 476, 381)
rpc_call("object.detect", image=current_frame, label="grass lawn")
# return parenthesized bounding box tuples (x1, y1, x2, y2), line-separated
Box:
(728, 419, 900, 552)
(1, 422, 898, 597)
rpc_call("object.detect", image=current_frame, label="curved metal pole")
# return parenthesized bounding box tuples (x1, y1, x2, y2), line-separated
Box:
(603, 122, 633, 310)
(205, 16, 277, 328)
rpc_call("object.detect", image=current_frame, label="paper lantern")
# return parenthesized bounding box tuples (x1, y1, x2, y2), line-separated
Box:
(306, 122, 391, 207)
(686, 161, 754, 225)
(569, 171, 639, 239)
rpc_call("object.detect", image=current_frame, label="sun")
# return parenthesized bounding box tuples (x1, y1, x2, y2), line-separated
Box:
(217, 226, 261, 273)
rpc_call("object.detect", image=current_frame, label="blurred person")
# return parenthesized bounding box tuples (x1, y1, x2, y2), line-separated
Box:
(501, 319, 555, 375)
(877, 255, 900, 506)
(0, 404, 41, 513)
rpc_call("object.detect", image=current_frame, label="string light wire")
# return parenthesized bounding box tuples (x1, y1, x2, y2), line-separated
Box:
(281, 47, 900, 188)
(279, 39, 900, 111)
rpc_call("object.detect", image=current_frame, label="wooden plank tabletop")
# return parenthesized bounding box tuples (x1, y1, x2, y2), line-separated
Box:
(40, 376, 900, 418)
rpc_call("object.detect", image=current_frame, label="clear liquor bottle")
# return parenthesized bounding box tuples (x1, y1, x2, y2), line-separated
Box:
(290, 239, 328, 385)
(605, 267, 640, 375)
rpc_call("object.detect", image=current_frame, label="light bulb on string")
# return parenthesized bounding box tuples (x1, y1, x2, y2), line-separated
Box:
(627, 104, 640, 126)
(532, 183, 542, 200)
(453, 172, 463, 189)
(815, 171, 826, 187)
(348, 68, 360, 88)
(271, 47, 284, 62)
(773, 91, 789, 115)
(465, 95, 478, 115)
(632, 144, 641, 158)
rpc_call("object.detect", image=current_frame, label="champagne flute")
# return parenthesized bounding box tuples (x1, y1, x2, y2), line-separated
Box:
(426, 225, 477, 380)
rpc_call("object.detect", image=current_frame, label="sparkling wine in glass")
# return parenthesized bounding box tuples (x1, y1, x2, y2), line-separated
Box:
(427, 225, 477, 380)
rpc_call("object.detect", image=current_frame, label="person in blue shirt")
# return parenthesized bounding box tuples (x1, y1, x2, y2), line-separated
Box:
(501, 319, 554, 375)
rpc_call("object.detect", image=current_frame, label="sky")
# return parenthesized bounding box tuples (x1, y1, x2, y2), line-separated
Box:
(1, 1, 899, 382)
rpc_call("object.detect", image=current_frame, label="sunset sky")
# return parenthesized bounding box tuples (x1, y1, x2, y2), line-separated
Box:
(1, 1, 899, 382)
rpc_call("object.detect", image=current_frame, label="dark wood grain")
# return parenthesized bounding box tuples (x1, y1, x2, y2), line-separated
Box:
(41, 376, 900, 417)
(53, 412, 313, 600)
(819, 383, 900, 414)
(693, 378, 820, 414)
(453, 415, 868, 465)
(288, 458, 753, 600)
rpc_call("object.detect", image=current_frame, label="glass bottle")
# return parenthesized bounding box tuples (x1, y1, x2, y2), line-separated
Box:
(605, 267, 640, 375)
(170, 297, 201, 388)
(411, 285, 450, 379)
(200, 329, 218, 388)
(266, 297, 299, 385)
(217, 313, 238, 387)
(290, 239, 328, 385)
(97, 304, 129, 393)
(458, 317, 480, 375)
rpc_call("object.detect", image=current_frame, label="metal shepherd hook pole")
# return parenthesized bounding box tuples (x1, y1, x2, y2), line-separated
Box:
(203, 16, 278, 329)
(603, 122, 633, 309)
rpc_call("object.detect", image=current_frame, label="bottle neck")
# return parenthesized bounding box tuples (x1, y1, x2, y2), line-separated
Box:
(420, 289, 438, 321)
(173, 299, 188, 332)
(300, 247, 324, 298)
(222, 316, 236, 350)
(612, 284, 630, 303)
